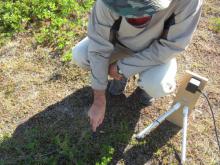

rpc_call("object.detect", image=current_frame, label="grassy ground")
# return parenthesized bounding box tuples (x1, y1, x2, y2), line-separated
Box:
(0, 0, 220, 164)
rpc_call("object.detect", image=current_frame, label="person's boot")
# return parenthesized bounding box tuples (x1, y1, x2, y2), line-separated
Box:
(108, 78, 127, 95)
(137, 87, 155, 106)
(108, 78, 154, 105)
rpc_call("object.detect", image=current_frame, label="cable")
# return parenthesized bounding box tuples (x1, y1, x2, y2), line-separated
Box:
(197, 89, 220, 152)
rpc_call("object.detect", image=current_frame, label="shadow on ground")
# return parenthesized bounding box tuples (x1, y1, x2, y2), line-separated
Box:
(0, 86, 180, 164)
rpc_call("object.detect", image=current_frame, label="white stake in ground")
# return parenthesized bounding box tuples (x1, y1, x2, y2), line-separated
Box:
(135, 102, 181, 139)
(181, 106, 189, 163)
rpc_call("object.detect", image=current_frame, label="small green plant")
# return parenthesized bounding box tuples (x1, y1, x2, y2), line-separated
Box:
(61, 50, 72, 62)
(0, 0, 94, 54)
(95, 145, 115, 165)
(210, 17, 220, 33)
(54, 134, 75, 160)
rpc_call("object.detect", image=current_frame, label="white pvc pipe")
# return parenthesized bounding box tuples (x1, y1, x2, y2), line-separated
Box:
(181, 106, 189, 164)
(135, 102, 181, 140)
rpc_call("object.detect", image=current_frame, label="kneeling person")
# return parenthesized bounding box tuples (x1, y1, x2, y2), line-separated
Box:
(72, 0, 203, 131)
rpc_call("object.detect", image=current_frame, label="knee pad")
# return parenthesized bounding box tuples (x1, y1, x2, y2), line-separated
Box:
(138, 59, 177, 98)
(138, 76, 176, 98)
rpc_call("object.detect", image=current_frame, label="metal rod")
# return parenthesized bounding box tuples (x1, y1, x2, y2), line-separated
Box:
(135, 102, 181, 140)
(181, 106, 189, 164)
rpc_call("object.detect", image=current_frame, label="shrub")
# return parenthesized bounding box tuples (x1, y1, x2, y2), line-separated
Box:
(210, 17, 220, 33)
(0, 0, 94, 53)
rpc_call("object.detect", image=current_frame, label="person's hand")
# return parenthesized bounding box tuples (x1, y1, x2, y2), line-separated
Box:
(88, 90, 106, 132)
(108, 63, 123, 80)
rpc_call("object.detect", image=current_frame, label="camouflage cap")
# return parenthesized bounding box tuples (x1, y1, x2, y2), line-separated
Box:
(102, 0, 172, 18)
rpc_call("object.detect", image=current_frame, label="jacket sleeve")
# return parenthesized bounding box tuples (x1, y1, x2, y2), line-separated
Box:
(117, 0, 203, 78)
(87, 0, 119, 90)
